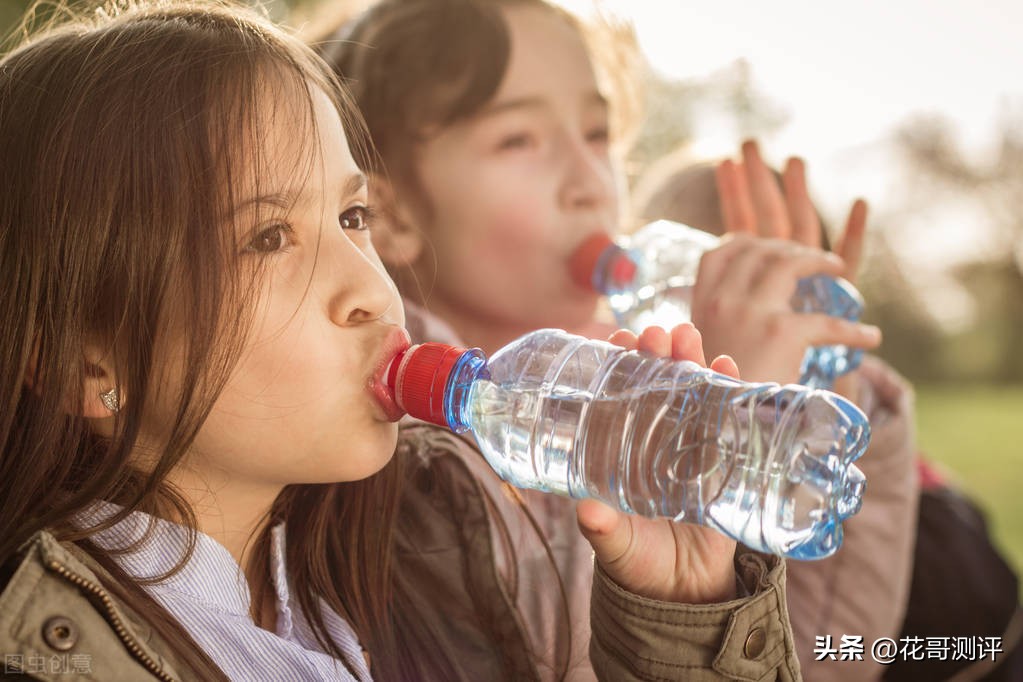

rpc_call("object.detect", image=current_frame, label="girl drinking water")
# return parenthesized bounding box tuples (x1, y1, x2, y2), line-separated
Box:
(0, 2, 799, 679)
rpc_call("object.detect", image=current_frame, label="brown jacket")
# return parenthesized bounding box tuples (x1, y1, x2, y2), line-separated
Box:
(0, 531, 188, 681)
(0, 300, 806, 680)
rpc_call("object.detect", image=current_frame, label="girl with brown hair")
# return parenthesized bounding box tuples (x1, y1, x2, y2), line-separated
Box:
(0, 1, 798, 680)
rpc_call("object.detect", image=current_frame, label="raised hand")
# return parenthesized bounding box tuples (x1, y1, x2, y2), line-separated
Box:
(716, 139, 867, 283)
(695, 140, 881, 385)
(575, 324, 740, 604)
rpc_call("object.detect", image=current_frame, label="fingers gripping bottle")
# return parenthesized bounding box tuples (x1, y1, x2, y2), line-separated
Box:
(387, 329, 869, 560)
(569, 220, 866, 389)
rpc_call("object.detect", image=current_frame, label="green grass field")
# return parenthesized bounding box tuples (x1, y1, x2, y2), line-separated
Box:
(914, 384, 1023, 593)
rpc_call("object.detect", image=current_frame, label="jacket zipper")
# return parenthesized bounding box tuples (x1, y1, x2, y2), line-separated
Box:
(45, 559, 176, 682)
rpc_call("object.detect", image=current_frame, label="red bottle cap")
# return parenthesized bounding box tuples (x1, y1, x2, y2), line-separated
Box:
(568, 233, 616, 291)
(569, 232, 637, 291)
(387, 342, 467, 427)
(609, 251, 638, 287)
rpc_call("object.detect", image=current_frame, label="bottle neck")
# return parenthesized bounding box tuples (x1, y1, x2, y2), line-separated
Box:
(569, 232, 637, 294)
(442, 349, 489, 433)
(592, 244, 638, 294)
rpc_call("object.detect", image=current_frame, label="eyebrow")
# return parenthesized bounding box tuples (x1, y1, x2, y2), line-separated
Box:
(342, 172, 368, 199)
(234, 172, 368, 213)
(477, 91, 609, 120)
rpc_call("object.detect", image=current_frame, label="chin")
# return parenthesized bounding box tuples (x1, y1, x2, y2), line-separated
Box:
(345, 428, 400, 481)
(296, 425, 399, 484)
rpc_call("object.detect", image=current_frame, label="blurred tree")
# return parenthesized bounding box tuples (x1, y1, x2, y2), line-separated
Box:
(627, 59, 788, 178)
(856, 232, 945, 382)
(897, 112, 1023, 383)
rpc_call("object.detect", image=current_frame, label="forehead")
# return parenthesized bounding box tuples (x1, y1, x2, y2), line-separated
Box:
(495, 5, 601, 103)
(246, 77, 360, 193)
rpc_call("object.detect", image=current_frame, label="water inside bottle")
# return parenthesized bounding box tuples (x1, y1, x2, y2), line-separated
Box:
(466, 341, 868, 559)
(607, 276, 696, 331)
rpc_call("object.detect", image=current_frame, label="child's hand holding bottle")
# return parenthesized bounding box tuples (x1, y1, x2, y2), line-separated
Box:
(575, 324, 742, 604)
(690, 233, 880, 385)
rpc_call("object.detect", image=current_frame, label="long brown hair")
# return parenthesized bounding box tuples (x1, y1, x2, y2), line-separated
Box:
(0, 1, 417, 678)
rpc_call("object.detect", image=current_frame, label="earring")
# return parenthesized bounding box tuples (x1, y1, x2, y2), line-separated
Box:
(99, 387, 120, 413)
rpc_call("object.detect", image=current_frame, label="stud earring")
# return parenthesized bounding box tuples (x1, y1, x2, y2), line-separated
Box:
(99, 387, 120, 413)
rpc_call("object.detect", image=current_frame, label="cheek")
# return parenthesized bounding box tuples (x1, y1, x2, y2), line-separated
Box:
(458, 175, 560, 264)
(428, 156, 554, 249)
(474, 203, 552, 265)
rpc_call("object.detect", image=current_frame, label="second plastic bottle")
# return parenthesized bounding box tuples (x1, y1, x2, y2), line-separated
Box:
(387, 328, 869, 560)
(569, 219, 866, 389)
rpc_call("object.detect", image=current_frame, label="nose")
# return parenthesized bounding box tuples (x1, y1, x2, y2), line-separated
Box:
(557, 134, 615, 212)
(324, 232, 400, 326)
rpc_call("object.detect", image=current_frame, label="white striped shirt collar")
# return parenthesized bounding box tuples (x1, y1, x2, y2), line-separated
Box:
(77, 501, 372, 681)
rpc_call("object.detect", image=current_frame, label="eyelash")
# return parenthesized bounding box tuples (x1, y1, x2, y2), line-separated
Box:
(244, 222, 294, 255)
(340, 205, 375, 232)
(496, 127, 609, 152)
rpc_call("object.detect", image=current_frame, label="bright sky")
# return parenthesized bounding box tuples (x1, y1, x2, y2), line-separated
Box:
(556, 0, 1023, 328)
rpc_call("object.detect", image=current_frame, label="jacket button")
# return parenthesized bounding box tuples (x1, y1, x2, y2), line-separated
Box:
(744, 627, 767, 659)
(42, 616, 79, 651)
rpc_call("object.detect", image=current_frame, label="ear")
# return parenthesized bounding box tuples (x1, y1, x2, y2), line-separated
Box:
(24, 341, 121, 418)
(369, 172, 424, 269)
(80, 344, 121, 418)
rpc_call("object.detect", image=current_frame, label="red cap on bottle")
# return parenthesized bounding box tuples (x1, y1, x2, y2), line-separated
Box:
(569, 232, 637, 291)
(387, 342, 467, 428)
(609, 251, 638, 287)
(569, 233, 616, 291)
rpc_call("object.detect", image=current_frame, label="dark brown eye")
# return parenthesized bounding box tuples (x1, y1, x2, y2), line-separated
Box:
(245, 224, 291, 253)
(340, 206, 370, 231)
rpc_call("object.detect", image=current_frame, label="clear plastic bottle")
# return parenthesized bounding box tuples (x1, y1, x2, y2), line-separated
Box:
(387, 328, 869, 560)
(569, 220, 866, 389)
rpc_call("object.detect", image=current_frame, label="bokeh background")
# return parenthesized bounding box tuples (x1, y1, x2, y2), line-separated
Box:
(3, 0, 1020, 584)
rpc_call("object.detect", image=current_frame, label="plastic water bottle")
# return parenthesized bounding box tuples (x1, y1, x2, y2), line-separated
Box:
(568, 220, 865, 389)
(387, 328, 868, 560)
